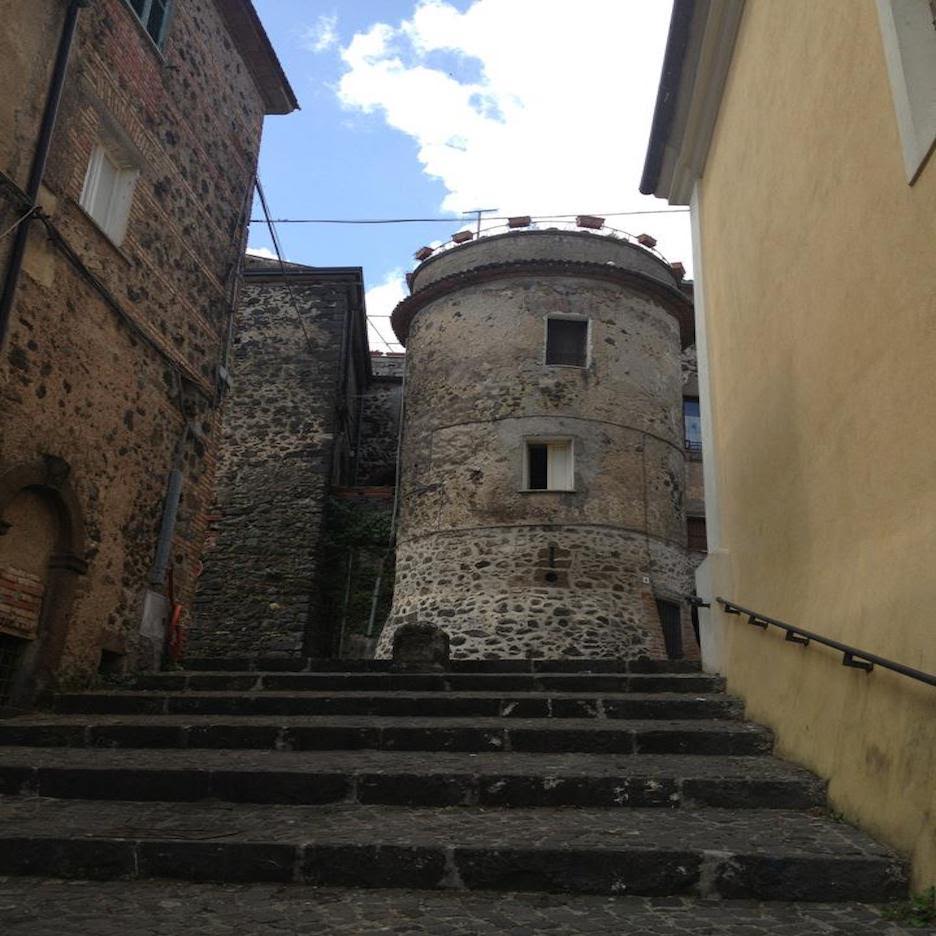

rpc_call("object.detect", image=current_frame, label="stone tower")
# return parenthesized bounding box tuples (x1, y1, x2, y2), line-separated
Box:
(378, 229, 695, 659)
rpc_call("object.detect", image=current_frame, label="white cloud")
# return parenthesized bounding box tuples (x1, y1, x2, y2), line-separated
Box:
(336, 0, 691, 271)
(304, 13, 339, 54)
(365, 269, 408, 352)
(246, 245, 277, 259)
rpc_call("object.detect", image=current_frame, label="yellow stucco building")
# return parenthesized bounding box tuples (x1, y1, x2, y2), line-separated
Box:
(642, 0, 936, 888)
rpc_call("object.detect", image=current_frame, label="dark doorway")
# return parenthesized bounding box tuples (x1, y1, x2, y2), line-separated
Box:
(655, 598, 683, 659)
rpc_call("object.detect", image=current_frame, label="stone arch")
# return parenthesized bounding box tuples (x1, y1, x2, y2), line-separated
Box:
(0, 456, 88, 704)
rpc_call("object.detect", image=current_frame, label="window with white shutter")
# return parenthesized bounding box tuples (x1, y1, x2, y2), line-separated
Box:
(79, 145, 139, 246)
(524, 439, 574, 491)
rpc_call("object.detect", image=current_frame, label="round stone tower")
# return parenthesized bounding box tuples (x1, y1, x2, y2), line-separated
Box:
(378, 229, 695, 660)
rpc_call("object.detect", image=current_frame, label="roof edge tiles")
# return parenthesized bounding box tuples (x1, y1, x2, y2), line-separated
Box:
(215, 1, 299, 115)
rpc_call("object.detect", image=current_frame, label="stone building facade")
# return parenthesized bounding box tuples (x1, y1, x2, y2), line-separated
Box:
(378, 229, 699, 660)
(0, 0, 295, 703)
(191, 259, 401, 659)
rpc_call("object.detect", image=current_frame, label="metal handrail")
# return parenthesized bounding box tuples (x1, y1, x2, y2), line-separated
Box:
(716, 597, 936, 688)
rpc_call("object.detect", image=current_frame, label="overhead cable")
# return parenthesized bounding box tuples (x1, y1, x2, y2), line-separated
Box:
(254, 180, 401, 354)
(248, 208, 690, 225)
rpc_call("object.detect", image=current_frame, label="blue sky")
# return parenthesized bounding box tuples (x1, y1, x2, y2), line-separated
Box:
(249, 1, 689, 351)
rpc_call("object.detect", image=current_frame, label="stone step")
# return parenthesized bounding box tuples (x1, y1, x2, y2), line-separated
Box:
(0, 879, 920, 935)
(0, 715, 772, 755)
(132, 671, 723, 694)
(181, 657, 703, 674)
(53, 691, 743, 721)
(0, 799, 907, 900)
(0, 748, 825, 809)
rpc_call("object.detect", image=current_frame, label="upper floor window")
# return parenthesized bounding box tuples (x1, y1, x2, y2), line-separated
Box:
(683, 398, 702, 453)
(876, 0, 936, 182)
(524, 438, 574, 491)
(79, 144, 139, 246)
(545, 317, 588, 367)
(126, 0, 173, 47)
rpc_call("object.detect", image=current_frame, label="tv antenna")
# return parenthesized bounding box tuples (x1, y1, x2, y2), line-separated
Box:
(462, 208, 498, 237)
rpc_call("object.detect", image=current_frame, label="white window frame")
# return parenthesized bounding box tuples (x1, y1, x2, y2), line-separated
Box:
(876, 0, 936, 182)
(522, 437, 575, 492)
(544, 314, 590, 368)
(79, 144, 139, 246)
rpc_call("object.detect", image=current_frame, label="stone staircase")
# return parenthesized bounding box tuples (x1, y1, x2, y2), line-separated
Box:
(0, 657, 911, 917)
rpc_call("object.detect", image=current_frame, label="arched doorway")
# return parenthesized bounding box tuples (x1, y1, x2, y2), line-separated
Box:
(0, 458, 87, 708)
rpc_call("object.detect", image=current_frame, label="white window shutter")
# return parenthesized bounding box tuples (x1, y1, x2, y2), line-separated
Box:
(79, 145, 138, 245)
(547, 441, 573, 490)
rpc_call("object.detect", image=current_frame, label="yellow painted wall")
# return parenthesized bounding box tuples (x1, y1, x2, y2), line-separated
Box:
(697, 0, 936, 887)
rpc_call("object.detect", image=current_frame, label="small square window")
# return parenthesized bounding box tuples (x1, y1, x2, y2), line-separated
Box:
(546, 318, 588, 366)
(525, 439, 574, 491)
(79, 144, 139, 246)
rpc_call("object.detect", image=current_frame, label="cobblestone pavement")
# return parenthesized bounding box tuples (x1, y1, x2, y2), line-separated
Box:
(0, 880, 932, 935)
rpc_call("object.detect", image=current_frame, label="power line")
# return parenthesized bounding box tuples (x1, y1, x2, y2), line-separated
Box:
(254, 180, 400, 354)
(248, 208, 690, 225)
(254, 177, 322, 357)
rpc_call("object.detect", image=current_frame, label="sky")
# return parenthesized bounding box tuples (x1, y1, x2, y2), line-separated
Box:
(248, 0, 690, 353)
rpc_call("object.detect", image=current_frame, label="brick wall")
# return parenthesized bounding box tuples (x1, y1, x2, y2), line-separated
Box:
(0, 568, 44, 640)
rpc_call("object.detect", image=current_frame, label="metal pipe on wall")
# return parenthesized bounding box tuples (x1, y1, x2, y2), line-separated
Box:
(0, 0, 89, 346)
(149, 468, 183, 588)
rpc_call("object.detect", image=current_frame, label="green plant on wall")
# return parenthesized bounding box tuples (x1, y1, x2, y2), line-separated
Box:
(881, 888, 936, 928)
(319, 495, 395, 652)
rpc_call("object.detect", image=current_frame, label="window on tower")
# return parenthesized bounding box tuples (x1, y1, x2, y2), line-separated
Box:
(524, 438, 574, 491)
(545, 317, 588, 366)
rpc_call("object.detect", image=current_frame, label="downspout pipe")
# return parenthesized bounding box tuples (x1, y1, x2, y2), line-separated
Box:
(0, 0, 88, 347)
(149, 467, 184, 588)
(149, 406, 191, 588)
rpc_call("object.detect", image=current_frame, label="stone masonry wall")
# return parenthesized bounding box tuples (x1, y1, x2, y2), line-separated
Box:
(191, 266, 353, 658)
(356, 353, 404, 486)
(379, 526, 690, 659)
(0, 0, 276, 684)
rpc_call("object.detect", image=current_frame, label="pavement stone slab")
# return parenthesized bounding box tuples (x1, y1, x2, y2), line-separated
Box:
(0, 749, 826, 809)
(0, 799, 891, 855)
(129, 672, 724, 694)
(52, 690, 744, 722)
(0, 800, 908, 899)
(0, 716, 772, 755)
(0, 880, 931, 935)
